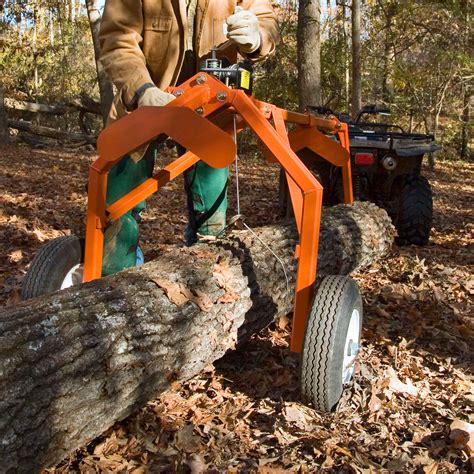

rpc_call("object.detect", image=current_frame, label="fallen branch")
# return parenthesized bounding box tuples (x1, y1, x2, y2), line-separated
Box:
(68, 95, 102, 115)
(0, 202, 394, 472)
(7, 119, 96, 144)
(4, 98, 68, 115)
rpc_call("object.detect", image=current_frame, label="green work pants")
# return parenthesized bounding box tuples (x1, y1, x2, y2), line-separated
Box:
(102, 143, 228, 276)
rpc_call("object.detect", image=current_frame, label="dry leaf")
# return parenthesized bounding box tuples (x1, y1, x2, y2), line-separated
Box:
(152, 278, 212, 311)
(213, 262, 235, 291)
(175, 424, 201, 453)
(283, 403, 314, 431)
(8, 249, 22, 263)
(450, 419, 474, 453)
(152, 277, 189, 306)
(386, 367, 419, 397)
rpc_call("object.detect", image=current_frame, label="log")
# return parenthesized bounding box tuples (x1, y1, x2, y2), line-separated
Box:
(4, 98, 68, 115)
(7, 119, 96, 145)
(0, 202, 394, 472)
(4, 95, 102, 116)
(67, 95, 102, 115)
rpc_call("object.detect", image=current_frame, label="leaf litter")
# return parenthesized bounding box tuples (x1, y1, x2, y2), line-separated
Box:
(0, 144, 472, 471)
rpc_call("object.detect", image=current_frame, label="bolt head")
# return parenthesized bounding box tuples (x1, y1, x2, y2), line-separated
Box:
(196, 74, 207, 85)
(174, 89, 183, 97)
(195, 107, 204, 114)
(216, 92, 227, 102)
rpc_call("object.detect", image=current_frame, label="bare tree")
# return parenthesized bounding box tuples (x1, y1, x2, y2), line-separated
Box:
(351, 0, 361, 118)
(297, 0, 321, 111)
(85, 0, 114, 125)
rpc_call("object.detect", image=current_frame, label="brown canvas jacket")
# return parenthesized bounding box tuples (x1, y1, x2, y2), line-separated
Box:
(99, 0, 279, 123)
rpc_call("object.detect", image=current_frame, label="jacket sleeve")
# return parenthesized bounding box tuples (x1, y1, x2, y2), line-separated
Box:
(99, 0, 154, 108)
(239, 0, 280, 61)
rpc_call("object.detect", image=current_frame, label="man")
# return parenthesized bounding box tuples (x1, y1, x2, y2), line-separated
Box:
(98, 0, 279, 276)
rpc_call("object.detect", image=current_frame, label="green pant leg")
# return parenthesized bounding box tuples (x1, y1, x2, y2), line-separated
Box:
(185, 161, 228, 244)
(102, 145, 155, 276)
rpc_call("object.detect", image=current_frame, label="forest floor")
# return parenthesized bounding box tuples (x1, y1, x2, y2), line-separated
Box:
(0, 143, 473, 472)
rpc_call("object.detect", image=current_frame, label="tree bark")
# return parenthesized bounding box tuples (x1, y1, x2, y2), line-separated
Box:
(0, 202, 394, 472)
(0, 86, 9, 144)
(351, 0, 362, 119)
(85, 0, 114, 125)
(7, 119, 96, 144)
(297, 0, 321, 111)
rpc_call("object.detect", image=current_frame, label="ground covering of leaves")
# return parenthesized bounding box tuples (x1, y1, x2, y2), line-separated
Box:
(0, 143, 472, 472)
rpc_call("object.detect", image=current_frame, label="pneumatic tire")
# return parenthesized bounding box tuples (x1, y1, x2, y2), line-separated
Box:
(395, 174, 433, 246)
(22, 235, 85, 300)
(300, 276, 362, 412)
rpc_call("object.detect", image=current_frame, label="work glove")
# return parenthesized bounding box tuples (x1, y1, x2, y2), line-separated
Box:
(138, 86, 176, 108)
(226, 6, 262, 55)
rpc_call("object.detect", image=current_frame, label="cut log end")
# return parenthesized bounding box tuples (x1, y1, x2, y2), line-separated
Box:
(0, 201, 394, 472)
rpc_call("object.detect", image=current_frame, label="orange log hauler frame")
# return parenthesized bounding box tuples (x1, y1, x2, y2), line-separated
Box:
(83, 72, 353, 353)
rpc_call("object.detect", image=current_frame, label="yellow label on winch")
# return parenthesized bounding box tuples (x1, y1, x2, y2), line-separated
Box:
(240, 69, 251, 90)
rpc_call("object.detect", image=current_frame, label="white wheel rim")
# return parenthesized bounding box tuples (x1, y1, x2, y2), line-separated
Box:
(342, 308, 361, 384)
(60, 264, 84, 290)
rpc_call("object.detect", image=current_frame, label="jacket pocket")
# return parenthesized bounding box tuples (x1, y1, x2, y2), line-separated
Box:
(142, 16, 172, 67)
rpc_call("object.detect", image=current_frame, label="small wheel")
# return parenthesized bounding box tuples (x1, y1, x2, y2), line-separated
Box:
(22, 235, 85, 300)
(300, 275, 362, 412)
(394, 174, 433, 246)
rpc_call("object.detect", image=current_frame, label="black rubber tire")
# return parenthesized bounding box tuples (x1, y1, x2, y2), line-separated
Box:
(395, 175, 433, 246)
(21, 235, 84, 300)
(300, 275, 362, 412)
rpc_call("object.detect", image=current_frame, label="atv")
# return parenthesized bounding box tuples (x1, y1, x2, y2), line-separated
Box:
(281, 104, 440, 246)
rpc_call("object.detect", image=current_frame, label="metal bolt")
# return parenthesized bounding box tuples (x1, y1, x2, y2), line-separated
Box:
(174, 89, 184, 97)
(335, 122, 342, 129)
(195, 107, 204, 114)
(196, 74, 207, 85)
(216, 92, 228, 102)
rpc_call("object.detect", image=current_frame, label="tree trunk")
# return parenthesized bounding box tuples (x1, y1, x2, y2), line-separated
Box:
(0, 202, 393, 472)
(0, 86, 9, 144)
(351, 0, 362, 119)
(460, 84, 471, 160)
(7, 119, 96, 144)
(341, 2, 350, 112)
(297, 0, 321, 111)
(85, 0, 114, 125)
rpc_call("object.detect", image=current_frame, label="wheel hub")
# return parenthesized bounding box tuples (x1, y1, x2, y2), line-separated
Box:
(342, 309, 361, 384)
(61, 264, 84, 290)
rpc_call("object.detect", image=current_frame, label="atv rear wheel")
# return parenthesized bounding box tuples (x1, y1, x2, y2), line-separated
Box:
(300, 276, 362, 412)
(22, 235, 84, 300)
(395, 175, 432, 246)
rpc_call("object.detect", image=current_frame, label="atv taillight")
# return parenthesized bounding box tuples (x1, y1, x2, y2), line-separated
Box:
(354, 153, 375, 166)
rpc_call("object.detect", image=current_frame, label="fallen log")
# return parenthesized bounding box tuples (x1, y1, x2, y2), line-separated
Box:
(0, 202, 394, 472)
(68, 95, 102, 115)
(4, 95, 102, 116)
(4, 98, 68, 115)
(7, 119, 96, 145)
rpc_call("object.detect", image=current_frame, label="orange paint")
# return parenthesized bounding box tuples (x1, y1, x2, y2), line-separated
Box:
(83, 72, 353, 352)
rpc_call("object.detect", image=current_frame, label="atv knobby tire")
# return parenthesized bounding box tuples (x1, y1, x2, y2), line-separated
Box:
(22, 235, 84, 300)
(300, 275, 362, 412)
(395, 174, 433, 246)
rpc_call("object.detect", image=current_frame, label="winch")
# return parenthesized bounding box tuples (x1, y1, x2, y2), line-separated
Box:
(200, 48, 253, 94)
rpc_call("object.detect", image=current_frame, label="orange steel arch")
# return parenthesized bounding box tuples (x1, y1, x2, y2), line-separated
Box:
(83, 72, 353, 353)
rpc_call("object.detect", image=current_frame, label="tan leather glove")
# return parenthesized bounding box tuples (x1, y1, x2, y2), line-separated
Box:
(226, 6, 262, 55)
(138, 86, 176, 107)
